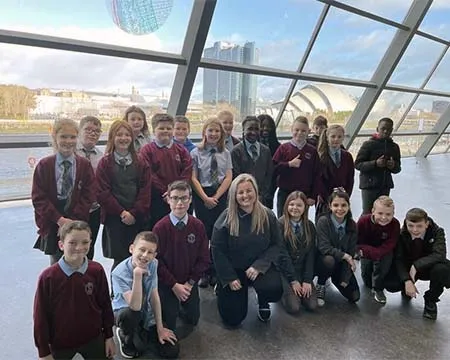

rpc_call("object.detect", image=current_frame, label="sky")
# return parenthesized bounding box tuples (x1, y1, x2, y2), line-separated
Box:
(0, 0, 449, 109)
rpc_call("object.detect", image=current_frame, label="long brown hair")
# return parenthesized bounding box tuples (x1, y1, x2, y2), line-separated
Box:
(282, 191, 312, 251)
(198, 117, 226, 152)
(123, 105, 150, 136)
(317, 125, 345, 181)
(105, 120, 138, 164)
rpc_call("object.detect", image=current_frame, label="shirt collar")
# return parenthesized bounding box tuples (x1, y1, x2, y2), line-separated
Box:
(154, 139, 173, 148)
(77, 143, 98, 154)
(329, 146, 340, 155)
(169, 212, 189, 226)
(244, 139, 259, 149)
(290, 140, 306, 150)
(58, 256, 88, 276)
(56, 152, 75, 165)
(331, 214, 346, 230)
(114, 151, 132, 164)
(205, 144, 219, 152)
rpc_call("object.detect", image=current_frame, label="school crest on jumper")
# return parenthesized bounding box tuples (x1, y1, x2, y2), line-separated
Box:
(175, 154, 181, 162)
(85, 282, 94, 295)
(304, 152, 312, 160)
(187, 233, 196, 244)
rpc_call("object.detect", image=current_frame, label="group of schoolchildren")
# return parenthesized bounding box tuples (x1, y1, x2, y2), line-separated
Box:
(31, 108, 450, 360)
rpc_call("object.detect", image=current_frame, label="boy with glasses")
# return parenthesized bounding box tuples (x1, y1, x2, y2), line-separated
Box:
(152, 181, 209, 334)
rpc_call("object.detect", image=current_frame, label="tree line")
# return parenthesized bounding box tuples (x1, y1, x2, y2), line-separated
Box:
(0, 85, 37, 119)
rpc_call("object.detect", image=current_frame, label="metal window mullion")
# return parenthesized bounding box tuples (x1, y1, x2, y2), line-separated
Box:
(416, 105, 450, 157)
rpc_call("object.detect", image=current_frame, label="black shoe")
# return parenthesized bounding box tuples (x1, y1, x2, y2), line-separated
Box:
(423, 300, 438, 320)
(373, 289, 387, 304)
(257, 303, 271, 322)
(198, 275, 210, 288)
(116, 327, 139, 359)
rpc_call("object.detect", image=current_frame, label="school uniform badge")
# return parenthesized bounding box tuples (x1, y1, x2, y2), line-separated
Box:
(85, 282, 94, 295)
(305, 152, 312, 160)
(187, 233, 196, 244)
(175, 154, 181, 162)
(429, 238, 435, 243)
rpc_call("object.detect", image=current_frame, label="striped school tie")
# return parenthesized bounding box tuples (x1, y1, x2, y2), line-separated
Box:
(210, 148, 219, 188)
(61, 160, 73, 199)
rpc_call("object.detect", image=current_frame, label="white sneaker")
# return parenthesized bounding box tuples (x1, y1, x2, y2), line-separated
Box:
(316, 284, 326, 307)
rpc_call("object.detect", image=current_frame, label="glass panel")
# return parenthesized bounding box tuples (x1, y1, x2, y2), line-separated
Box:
(430, 134, 450, 155)
(398, 95, 450, 132)
(303, 7, 396, 80)
(189, 68, 291, 133)
(336, 0, 414, 22)
(277, 81, 365, 133)
(349, 135, 426, 159)
(360, 90, 416, 130)
(0, 0, 193, 53)
(388, 35, 445, 88)
(425, 50, 450, 92)
(419, 1, 450, 39)
(204, 0, 324, 71)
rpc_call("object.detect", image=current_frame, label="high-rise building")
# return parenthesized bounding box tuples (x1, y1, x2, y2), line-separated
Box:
(203, 41, 259, 117)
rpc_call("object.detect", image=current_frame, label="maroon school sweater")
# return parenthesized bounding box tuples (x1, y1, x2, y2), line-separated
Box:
(357, 214, 400, 261)
(272, 142, 321, 198)
(153, 215, 210, 288)
(140, 142, 193, 195)
(318, 150, 355, 200)
(33, 261, 114, 357)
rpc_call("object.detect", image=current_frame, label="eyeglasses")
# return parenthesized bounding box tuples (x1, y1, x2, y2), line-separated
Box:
(83, 128, 102, 135)
(169, 195, 191, 203)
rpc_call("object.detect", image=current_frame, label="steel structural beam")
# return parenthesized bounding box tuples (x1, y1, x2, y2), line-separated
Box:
(274, 3, 330, 127)
(167, 0, 216, 116)
(394, 45, 449, 132)
(343, 0, 433, 149)
(316, 0, 409, 30)
(416, 105, 450, 157)
(0, 29, 185, 65)
(199, 58, 376, 88)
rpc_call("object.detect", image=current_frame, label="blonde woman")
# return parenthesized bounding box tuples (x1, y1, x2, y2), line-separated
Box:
(211, 174, 283, 326)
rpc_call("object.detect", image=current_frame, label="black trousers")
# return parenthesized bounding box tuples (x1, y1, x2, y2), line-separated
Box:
(360, 252, 393, 290)
(385, 260, 450, 302)
(316, 255, 360, 302)
(216, 266, 283, 327)
(277, 188, 290, 218)
(158, 283, 200, 331)
(52, 334, 106, 359)
(148, 187, 171, 230)
(115, 308, 180, 358)
(87, 207, 101, 260)
(361, 188, 390, 215)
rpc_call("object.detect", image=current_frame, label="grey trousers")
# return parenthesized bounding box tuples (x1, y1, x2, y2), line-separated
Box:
(281, 277, 317, 314)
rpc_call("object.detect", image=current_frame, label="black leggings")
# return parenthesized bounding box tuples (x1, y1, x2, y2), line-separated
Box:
(216, 266, 283, 327)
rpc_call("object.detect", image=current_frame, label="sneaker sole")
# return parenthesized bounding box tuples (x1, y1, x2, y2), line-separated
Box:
(257, 309, 271, 322)
(116, 327, 134, 359)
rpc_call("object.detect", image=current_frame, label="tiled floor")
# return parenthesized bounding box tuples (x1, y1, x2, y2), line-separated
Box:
(2, 154, 450, 359)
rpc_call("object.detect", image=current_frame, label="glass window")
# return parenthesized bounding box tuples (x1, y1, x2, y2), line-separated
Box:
(0, 0, 193, 53)
(398, 95, 450, 132)
(303, 7, 396, 80)
(203, 0, 324, 71)
(189, 68, 291, 133)
(430, 134, 450, 155)
(425, 50, 450, 92)
(336, 0, 414, 22)
(349, 134, 427, 159)
(360, 90, 416, 130)
(419, 1, 450, 39)
(277, 81, 364, 132)
(388, 35, 445, 88)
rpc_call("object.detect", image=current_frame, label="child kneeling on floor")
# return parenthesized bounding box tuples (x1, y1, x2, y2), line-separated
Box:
(112, 231, 179, 359)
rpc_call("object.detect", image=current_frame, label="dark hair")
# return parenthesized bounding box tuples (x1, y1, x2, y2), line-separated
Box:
(174, 115, 191, 127)
(257, 114, 280, 156)
(151, 113, 174, 130)
(167, 180, 192, 196)
(80, 116, 101, 129)
(405, 208, 428, 223)
(328, 189, 353, 222)
(378, 117, 394, 127)
(313, 115, 328, 128)
(123, 105, 150, 136)
(133, 231, 159, 246)
(58, 220, 91, 241)
(105, 120, 138, 164)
